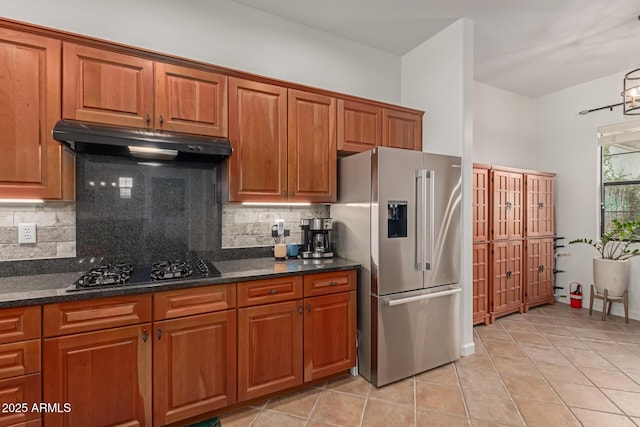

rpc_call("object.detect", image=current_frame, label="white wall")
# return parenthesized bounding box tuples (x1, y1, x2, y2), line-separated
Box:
(533, 71, 640, 319)
(2, 0, 400, 103)
(401, 19, 475, 356)
(474, 82, 533, 168)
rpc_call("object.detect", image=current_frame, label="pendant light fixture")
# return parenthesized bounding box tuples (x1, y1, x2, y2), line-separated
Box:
(623, 66, 640, 115)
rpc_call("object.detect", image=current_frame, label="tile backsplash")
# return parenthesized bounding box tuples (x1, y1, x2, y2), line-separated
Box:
(222, 204, 330, 248)
(0, 202, 76, 261)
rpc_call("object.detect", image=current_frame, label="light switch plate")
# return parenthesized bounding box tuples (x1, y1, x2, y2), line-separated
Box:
(18, 223, 36, 244)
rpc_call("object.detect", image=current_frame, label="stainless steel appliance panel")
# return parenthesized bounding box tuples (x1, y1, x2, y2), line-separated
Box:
(373, 285, 461, 386)
(333, 151, 373, 379)
(375, 147, 424, 296)
(421, 153, 462, 289)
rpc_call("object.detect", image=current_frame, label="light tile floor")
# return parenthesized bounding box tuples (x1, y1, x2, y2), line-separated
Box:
(218, 303, 640, 426)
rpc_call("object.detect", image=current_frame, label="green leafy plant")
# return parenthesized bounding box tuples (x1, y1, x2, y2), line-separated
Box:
(569, 217, 640, 260)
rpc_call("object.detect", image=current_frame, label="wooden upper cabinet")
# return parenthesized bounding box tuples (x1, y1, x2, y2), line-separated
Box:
(337, 99, 381, 153)
(525, 173, 555, 237)
(382, 108, 422, 151)
(491, 169, 523, 241)
(473, 166, 490, 243)
(288, 89, 337, 203)
(0, 29, 73, 200)
(62, 43, 154, 128)
(228, 77, 287, 202)
(154, 63, 227, 137)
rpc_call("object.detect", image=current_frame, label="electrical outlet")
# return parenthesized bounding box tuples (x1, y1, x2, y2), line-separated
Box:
(18, 223, 36, 244)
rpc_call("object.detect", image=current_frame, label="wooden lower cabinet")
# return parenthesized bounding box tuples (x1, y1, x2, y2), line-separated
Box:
(490, 240, 524, 322)
(43, 324, 152, 427)
(237, 300, 303, 402)
(303, 291, 356, 382)
(524, 238, 555, 311)
(153, 310, 236, 427)
(472, 243, 490, 325)
(0, 373, 41, 427)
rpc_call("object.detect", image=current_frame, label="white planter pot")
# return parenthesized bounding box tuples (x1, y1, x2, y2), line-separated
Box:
(593, 257, 630, 297)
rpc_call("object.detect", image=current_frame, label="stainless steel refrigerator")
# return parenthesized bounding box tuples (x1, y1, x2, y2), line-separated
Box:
(331, 146, 462, 387)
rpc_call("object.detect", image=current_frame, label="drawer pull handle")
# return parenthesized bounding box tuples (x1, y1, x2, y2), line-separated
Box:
(142, 329, 148, 343)
(269, 289, 278, 294)
(329, 281, 338, 286)
(298, 304, 303, 314)
(307, 303, 311, 312)
(157, 327, 163, 340)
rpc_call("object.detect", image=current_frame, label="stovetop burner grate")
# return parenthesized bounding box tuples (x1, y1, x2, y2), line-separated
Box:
(72, 259, 221, 290)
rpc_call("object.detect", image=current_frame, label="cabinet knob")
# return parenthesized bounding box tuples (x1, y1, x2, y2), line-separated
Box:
(157, 327, 163, 340)
(142, 329, 148, 343)
(159, 114, 164, 125)
(145, 114, 150, 124)
(307, 303, 311, 312)
(298, 304, 303, 314)
(269, 289, 278, 294)
(329, 281, 338, 286)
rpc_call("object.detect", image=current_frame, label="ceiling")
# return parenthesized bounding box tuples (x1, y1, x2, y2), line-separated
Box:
(229, 0, 640, 99)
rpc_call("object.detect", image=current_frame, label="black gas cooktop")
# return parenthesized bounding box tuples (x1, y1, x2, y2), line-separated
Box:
(69, 259, 221, 291)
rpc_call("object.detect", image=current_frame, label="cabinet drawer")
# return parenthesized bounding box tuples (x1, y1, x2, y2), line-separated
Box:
(0, 373, 41, 427)
(0, 340, 40, 381)
(43, 295, 152, 337)
(154, 283, 236, 320)
(237, 276, 302, 307)
(303, 270, 357, 297)
(0, 307, 40, 345)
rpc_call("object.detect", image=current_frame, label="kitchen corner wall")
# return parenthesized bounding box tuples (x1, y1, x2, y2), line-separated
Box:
(221, 204, 330, 248)
(0, 202, 76, 261)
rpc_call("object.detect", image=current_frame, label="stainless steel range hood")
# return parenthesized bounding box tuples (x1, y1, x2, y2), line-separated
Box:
(52, 119, 232, 161)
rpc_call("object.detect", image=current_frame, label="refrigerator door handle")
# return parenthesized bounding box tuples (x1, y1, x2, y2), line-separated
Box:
(426, 170, 435, 270)
(415, 169, 428, 271)
(385, 288, 461, 306)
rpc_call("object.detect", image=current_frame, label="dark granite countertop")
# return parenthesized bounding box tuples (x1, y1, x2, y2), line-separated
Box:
(0, 257, 360, 308)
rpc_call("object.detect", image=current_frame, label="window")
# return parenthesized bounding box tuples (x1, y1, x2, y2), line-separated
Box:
(601, 141, 640, 235)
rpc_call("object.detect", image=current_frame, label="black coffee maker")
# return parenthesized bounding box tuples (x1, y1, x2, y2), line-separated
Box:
(300, 218, 333, 259)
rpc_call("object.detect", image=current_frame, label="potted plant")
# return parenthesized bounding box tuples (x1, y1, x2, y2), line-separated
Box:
(569, 216, 640, 298)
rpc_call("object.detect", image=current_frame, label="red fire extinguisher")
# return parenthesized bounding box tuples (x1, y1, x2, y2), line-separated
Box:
(569, 282, 583, 309)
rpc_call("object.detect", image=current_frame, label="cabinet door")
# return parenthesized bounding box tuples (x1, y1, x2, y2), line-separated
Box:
(43, 325, 152, 427)
(0, 29, 71, 200)
(381, 108, 422, 151)
(525, 238, 554, 304)
(337, 99, 381, 153)
(303, 292, 356, 382)
(237, 300, 302, 402)
(228, 78, 287, 202)
(526, 174, 554, 237)
(0, 373, 41, 427)
(63, 43, 154, 128)
(491, 171, 523, 240)
(155, 63, 227, 137)
(472, 243, 489, 325)
(491, 241, 523, 314)
(153, 311, 236, 427)
(288, 89, 337, 202)
(473, 167, 489, 243)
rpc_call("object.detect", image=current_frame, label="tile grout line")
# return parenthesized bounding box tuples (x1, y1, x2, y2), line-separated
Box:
(503, 308, 636, 424)
(473, 316, 529, 426)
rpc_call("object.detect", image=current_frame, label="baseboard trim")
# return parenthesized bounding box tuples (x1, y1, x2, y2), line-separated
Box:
(460, 341, 475, 357)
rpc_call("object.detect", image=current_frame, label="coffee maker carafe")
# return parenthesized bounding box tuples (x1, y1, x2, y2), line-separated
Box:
(300, 218, 333, 259)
